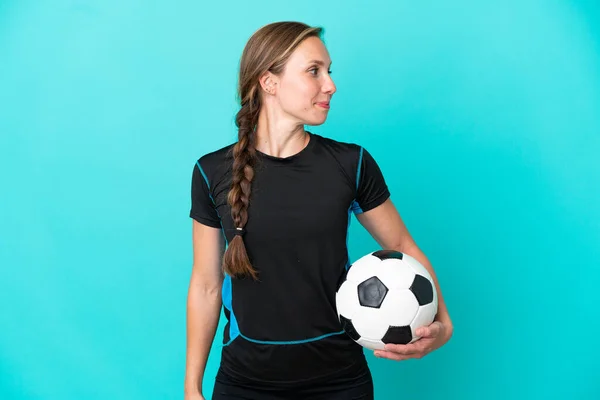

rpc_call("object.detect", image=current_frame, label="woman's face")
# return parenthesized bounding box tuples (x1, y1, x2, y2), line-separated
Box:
(266, 36, 336, 126)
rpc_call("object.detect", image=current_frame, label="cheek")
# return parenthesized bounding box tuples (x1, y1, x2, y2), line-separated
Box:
(281, 79, 318, 111)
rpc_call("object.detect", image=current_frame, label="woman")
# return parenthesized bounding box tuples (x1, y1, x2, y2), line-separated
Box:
(184, 21, 453, 400)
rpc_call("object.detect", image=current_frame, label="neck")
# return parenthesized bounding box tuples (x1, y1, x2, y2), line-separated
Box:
(255, 106, 308, 158)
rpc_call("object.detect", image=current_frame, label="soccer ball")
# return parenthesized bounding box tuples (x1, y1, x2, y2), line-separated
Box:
(336, 249, 438, 350)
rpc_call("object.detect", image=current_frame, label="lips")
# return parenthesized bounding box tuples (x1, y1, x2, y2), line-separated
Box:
(316, 102, 330, 109)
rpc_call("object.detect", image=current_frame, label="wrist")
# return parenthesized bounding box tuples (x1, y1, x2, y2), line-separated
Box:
(184, 381, 202, 395)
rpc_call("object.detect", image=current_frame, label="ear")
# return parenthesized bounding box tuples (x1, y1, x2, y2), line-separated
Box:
(259, 71, 278, 95)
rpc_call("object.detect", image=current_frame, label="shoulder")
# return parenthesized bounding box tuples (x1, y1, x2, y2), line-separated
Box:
(313, 132, 362, 154)
(197, 142, 235, 167)
(196, 142, 235, 168)
(193, 142, 236, 184)
(312, 132, 364, 171)
(315, 133, 383, 166)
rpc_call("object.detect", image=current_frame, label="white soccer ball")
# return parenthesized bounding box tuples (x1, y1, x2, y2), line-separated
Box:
(336, 250, 439, 350)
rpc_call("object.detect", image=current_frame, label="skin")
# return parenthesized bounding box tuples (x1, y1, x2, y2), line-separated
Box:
(256, 36, 336, 158)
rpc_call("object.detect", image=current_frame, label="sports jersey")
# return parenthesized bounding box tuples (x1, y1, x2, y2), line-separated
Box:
(189, 131, 391, 390)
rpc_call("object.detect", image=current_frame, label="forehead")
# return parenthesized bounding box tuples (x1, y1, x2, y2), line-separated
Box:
(286, 36, 331, 66)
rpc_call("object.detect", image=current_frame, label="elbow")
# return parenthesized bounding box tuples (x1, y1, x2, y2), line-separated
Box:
(195, 282, 222, 298)
(438, 313, 454, 342)
(199, 284, 222, 298)
(189, 272, 223, 299)
(187, 281, 222, 309)
(389, 240, 419, 256)
(445, 322, 454, 342)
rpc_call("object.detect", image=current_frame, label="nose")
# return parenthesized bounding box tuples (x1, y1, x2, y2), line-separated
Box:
(322, 74, 336, 96)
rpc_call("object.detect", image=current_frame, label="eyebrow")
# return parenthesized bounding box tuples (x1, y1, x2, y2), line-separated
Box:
(307, 60, 332, 67)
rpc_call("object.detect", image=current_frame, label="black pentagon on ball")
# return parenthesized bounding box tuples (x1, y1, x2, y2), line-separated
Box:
(357, 276, 388, 308)
(410, 274, 434, 305)
(372, 249, 403, 260)
(339, 315, 361, 341)
(382, 326, 413, 345)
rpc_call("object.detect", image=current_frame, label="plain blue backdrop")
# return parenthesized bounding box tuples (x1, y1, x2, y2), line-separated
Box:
(1, 0, 599, 399)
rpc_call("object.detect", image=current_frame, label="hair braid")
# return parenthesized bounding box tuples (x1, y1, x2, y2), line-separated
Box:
(222, 99, 260, 279)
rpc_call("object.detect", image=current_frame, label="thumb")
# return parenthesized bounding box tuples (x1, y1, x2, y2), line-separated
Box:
(417, 321, 443, 338)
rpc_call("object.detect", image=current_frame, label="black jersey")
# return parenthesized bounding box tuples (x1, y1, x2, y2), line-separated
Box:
(189, 131, 391, 389)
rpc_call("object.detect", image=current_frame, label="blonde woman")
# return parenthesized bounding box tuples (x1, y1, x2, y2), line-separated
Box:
(185, 21, 453, 400)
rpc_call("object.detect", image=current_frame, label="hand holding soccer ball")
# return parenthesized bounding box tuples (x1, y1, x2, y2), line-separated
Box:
(336, 249, 449, 359)
(374, 320, 449, 361)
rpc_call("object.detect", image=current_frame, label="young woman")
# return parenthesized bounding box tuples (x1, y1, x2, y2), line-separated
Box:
(184, 21, 453, 400)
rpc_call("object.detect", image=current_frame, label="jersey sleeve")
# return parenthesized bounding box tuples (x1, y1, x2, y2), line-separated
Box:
(353, 147, 391, 214)
(189, 161, 222, 228)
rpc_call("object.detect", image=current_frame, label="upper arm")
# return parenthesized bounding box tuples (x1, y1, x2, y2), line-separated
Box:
(356, 197, 418, 253)
(189, 159, 226, 287)
(353, 148, 416, 251)
(191, 220, 225, 288)
(351, 146, 415, 251)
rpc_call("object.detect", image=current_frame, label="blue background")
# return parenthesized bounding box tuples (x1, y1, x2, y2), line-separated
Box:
(1, 0, 599, 399)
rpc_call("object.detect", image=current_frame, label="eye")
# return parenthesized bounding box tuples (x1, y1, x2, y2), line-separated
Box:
(309, 67, 333, 76)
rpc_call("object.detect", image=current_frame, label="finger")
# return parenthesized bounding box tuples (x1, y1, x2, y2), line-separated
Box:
(417, 322, 442, 338)
(374, 350, 411, 361)
(383, 343, 422, 355)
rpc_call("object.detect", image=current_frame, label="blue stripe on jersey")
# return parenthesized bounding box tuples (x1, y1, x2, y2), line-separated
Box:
(196, 161, 217, 210)
(346, 147, 365, 269)
(345, 204, 353, 270)
(239, 330, 346, 345)
(350, 199, 363, 215)
(196, 161, 228, 243)
(222, 275, 240, 345)
(351, 148, 364, 215)
(356, 147, 364, 190)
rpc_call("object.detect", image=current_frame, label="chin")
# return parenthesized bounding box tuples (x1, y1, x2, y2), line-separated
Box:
(305, 116, 328, 126)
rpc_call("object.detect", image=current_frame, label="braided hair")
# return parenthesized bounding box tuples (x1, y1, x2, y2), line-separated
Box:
(222, 22, 323, 279)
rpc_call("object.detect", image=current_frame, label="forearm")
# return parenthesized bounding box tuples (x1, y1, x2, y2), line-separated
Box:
(398, 244, 453, 337)
(184, 279, 222, 395)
